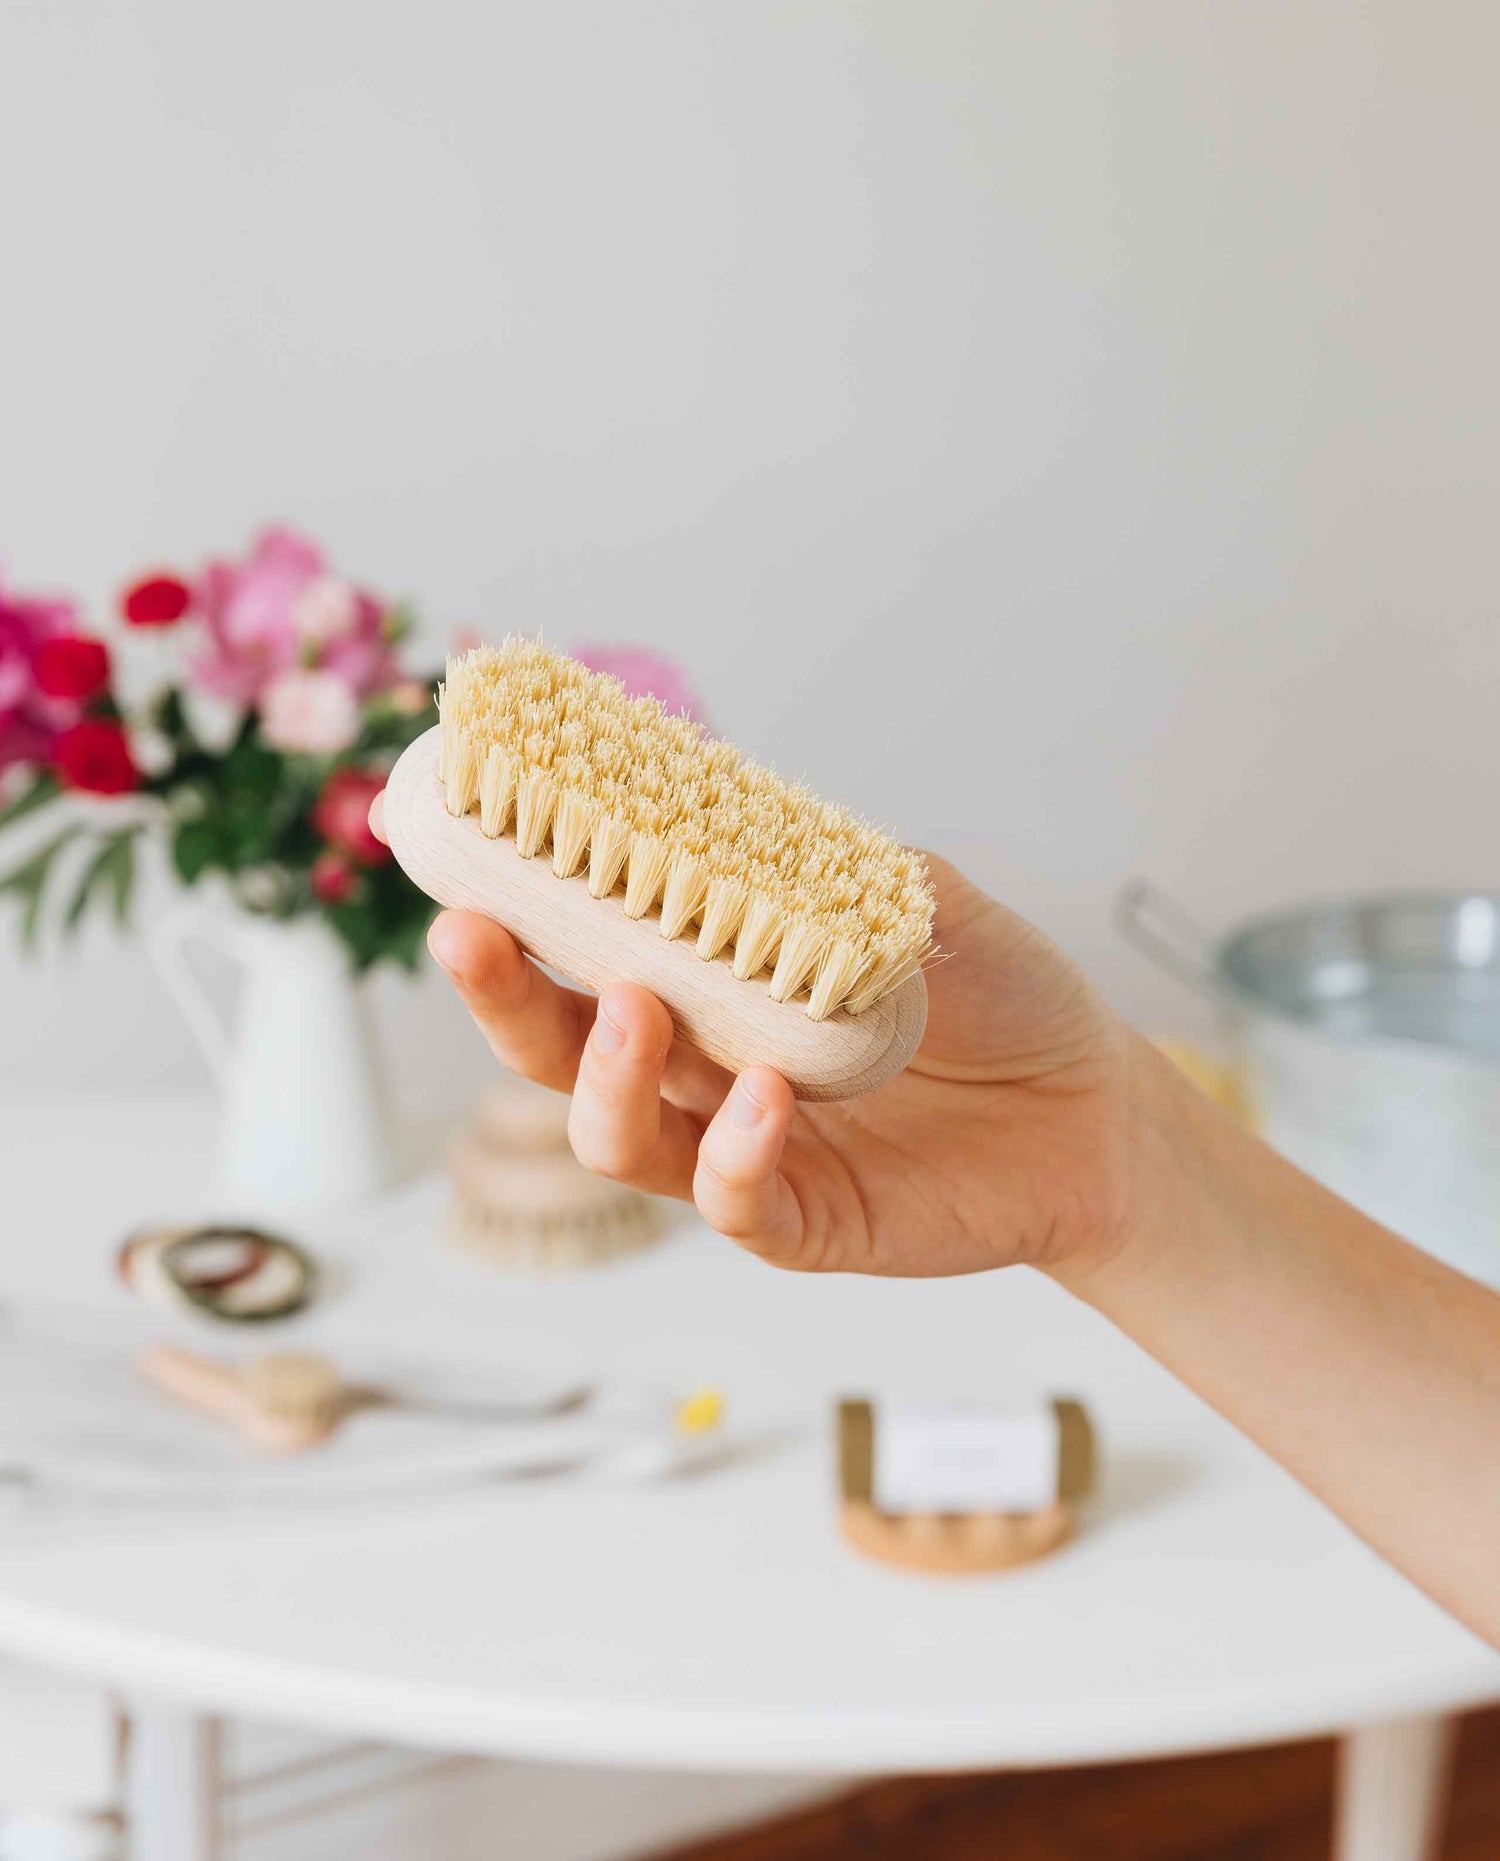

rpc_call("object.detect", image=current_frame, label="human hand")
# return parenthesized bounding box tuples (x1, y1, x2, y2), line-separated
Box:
(371, 797, 1147, 1278)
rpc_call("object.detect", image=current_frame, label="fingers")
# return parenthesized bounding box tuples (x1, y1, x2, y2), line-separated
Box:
(428, 911, 595, 1093)
(692, 1068, 802, 1256)
(567, 984, 701, 1197)
(369, 791, 387, 846)
(430, 915, 803, 1249)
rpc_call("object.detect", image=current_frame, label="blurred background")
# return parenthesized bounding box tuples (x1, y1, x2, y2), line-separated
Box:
(4, 7, 1500, 1860)
(4, 0, 1495, 1108)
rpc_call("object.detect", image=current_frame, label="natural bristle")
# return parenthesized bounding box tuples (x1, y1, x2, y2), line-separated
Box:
(241, 1352, 343, 1423)
(438, 640, 934, 1019)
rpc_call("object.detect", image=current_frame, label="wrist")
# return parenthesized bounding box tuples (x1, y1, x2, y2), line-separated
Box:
(1043, 1029, 1222, 1311)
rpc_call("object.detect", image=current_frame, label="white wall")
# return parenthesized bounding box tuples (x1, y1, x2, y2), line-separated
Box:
(2, 0, 1496, 1095)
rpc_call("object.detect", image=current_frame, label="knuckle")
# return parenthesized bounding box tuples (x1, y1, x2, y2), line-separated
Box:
(464, 947, 530, 1015)
(707, 1205, 761, 1243)
(694, 1152, 748, 1199)
(575, 1147, 636, 1187)
(693, 1164, 760, 1242)
(578, 1064, 633, 1114)
(567, 1123, 639, 1185)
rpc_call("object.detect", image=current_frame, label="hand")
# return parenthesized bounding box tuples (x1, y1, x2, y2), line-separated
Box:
(375, 788, 1146, 1277)
(370, 813, 1500, 1650)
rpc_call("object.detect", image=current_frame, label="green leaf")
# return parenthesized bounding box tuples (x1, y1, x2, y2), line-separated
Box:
(173, 817, 221, 885)
(325, 899, 381, 970)
(221, 733, 283, 803)
(384, 602, 417, 645)
(64, 830, 141, 935)
(105, 831, 139, 925)
(151, 686, 194, 756)
(0, 771, 60, 835)
(0, 825, 82, 948)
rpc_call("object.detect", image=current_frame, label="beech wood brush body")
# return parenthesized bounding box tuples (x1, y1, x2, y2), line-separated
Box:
(385, 640, 933, 1099)
(140, 1345, 345, 1455)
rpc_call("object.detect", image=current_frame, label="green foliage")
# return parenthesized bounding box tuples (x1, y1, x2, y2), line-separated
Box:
(171, 816, 219, 885)
(0, 825, 82, 947)
(324, 861, 434, 973)
(64, 828, 140, 933)
(0, 771, 59, 833)
(0, 673, 442, 973)
(383, 602, 417, 647)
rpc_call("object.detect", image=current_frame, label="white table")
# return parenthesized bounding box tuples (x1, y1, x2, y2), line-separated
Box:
(1, 1092, 1496, 1861)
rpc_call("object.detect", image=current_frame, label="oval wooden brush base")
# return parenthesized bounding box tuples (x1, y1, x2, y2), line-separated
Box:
(839, 1500, 1074, 1575)
(385, 728, 928, 1101)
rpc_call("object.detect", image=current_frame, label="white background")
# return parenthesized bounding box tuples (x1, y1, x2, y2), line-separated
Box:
(1, 0, 1495, 1107)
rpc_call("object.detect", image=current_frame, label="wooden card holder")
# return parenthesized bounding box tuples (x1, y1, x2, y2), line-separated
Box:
(836, 1398, 1096, 1576)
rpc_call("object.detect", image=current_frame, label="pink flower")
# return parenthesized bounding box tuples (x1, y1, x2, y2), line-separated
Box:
(260, 669, 360, 755)
(292, 575, 360, 647)
(190, 527, 399, 706)
(34, 636, 111, 702)
(0, 571, 86, 777)
(312, 767, 391, 866)
(310, 850, 359, 905)
(568, 643, 703, 721)
(52, 719, 140, 795)
(387, 680, 433, 716)
(121, 573, 193, 628)
(0, 712, 53, 776)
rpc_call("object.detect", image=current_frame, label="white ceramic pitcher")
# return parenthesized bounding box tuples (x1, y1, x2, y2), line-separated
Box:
(149, 904, 392, 1219)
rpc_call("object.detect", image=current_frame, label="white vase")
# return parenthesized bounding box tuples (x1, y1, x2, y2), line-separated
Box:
(148, 904, 393, 1220)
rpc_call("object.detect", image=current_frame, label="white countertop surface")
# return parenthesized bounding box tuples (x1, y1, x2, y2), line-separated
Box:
(0, 1090, 1495, 1773)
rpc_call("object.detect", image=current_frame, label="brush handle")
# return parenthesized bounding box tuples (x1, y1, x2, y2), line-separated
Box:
(139, 1343, 246, 1427)
(139, 1345, 337, 1457)
(384, 728, 927, 1100)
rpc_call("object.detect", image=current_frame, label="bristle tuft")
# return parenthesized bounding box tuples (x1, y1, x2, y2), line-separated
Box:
(623, 832, 671, 919)
(436, 640, 934, 1016)
(551, 788, 595, 879)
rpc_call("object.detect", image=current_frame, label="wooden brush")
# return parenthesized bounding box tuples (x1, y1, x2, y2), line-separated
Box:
(140, 1345, 346, 1455)
(384, 640, 934, 1099)
(448, 1084, 665, 1271)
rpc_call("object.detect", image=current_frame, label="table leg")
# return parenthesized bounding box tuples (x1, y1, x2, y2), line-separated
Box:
(1334, 1714, 1457, 1861)
(123, 1703, 221, 1861)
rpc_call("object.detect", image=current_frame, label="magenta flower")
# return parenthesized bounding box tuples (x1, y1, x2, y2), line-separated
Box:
(0, 571, 85, 778)
(190, 527, 400, 707)
(568, 643, 703, 721)
(260, 668, 360, 756)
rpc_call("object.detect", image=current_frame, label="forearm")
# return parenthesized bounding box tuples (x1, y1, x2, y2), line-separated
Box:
(1056, 1036, 1500, 1647)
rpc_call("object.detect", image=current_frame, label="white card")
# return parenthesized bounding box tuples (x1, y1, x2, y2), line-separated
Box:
(872, 1403, 1060, 1514)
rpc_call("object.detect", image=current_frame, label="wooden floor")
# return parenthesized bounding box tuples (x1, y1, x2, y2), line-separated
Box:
(665, 1706, 1500, 1861)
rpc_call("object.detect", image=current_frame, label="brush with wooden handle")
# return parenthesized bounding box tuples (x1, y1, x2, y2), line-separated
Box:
(139, 1344, 346, 1455)
(383, 640, 934, 1100)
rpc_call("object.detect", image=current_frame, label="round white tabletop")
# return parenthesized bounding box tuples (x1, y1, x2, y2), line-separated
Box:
(0, 1092, 1496, 1781)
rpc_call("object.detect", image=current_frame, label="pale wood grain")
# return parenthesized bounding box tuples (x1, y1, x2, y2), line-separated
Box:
(138, 1345, 338, 1456)
(385, 728, 927, 1100)
(838, 1500, 1074, 1575)
(835, 1398, 1087, 1574)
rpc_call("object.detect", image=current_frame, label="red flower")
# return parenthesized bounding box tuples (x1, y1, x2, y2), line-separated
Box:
(52, 719, 140, 795)
(33, 636, 111, 702)
(312, 766, 391, 866)
(311, 850, 359, 905)
(121, 573, 192, 628)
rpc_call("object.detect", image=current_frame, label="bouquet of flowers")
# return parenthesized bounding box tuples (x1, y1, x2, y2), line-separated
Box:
(0, 527, 439, 969)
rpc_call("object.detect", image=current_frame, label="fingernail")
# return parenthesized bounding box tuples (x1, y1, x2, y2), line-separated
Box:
(594, 1004, 626, 1054)
(427, 918, 460, 973)
(727, 1078, 765, 1128)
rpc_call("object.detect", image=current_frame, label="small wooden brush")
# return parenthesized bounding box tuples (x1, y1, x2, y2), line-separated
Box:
(384, 640, 934, 1099)
(140, 1345, 346, 1455)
